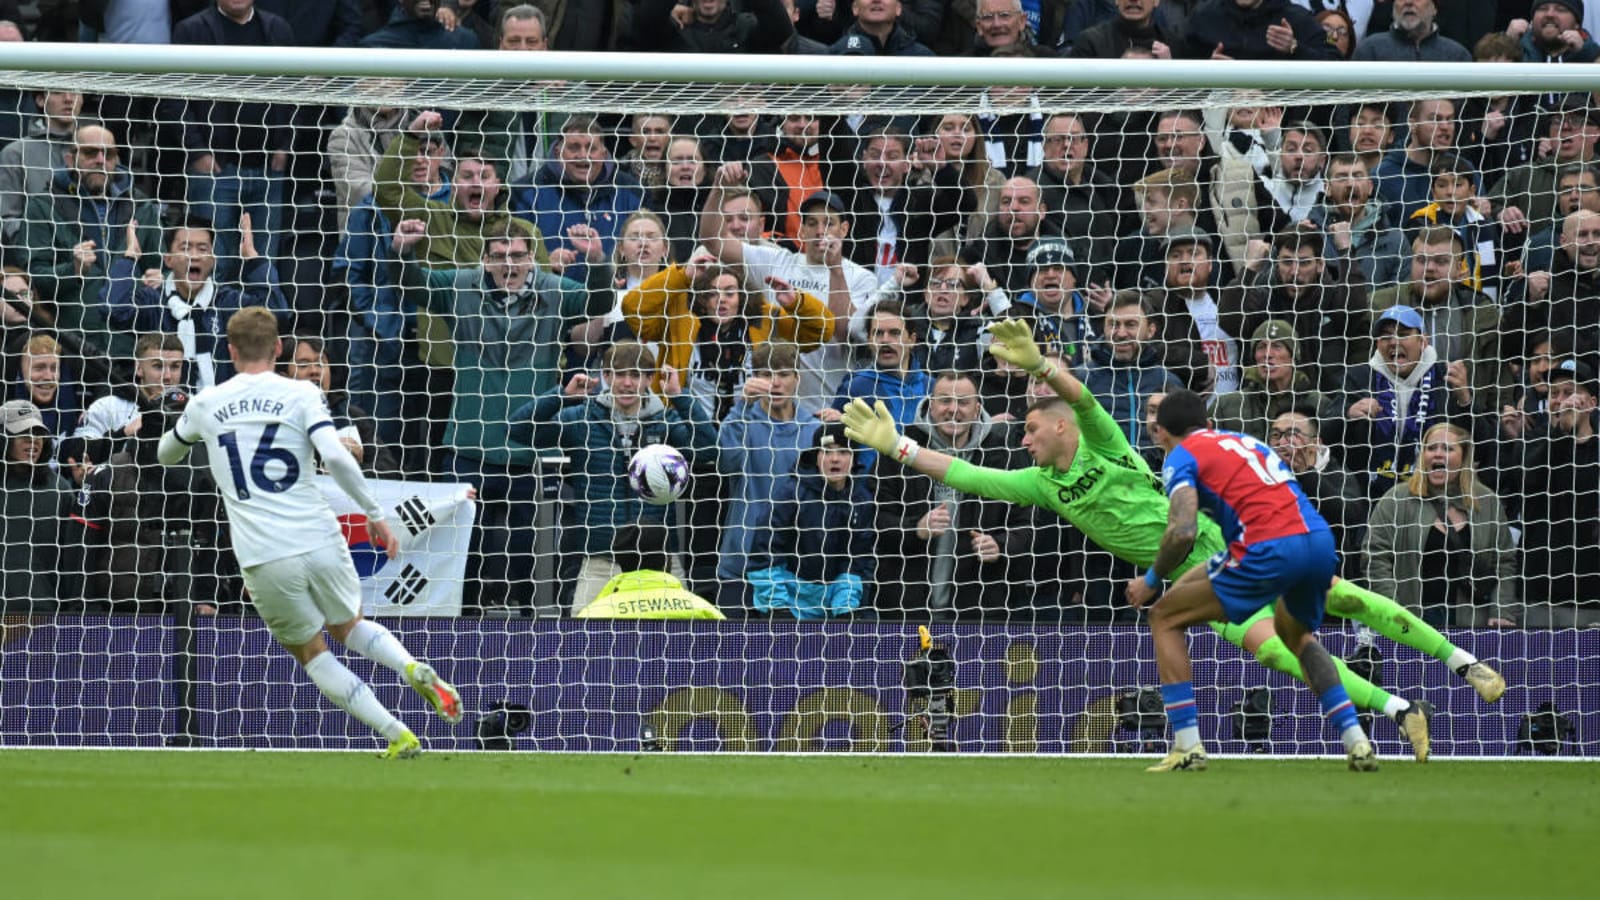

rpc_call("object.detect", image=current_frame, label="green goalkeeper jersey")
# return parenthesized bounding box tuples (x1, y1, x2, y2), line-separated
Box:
(942, 388, 1224, 575)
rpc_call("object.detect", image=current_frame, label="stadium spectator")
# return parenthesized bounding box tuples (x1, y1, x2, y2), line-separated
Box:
(326, 105, 417, 233)
(0, 20, 32, 147)
(165, 0, 297, 278)
(1374, 97, 1459, 214)
(19, 123, 163, 374)
(1074, 290, 1184, 448)
(700, 180, 876, 410)
(1268, 409, 1369, 561)
(374, 110, 547, 474)
(1147, 226, 1237, 395)
(1522, 162, 1600, 272)
(1494, 94, 1600, 243)
(1221, 228, 1371, 390)
(283, 335, 396, 476)
(622, 260, 834, 419)
(1032, 113, 1122, 272)
(1, 266, 35, 380)
(746, 421, 876, 618)
(1113, 167, 1200, 291)
(9, 333, 82, 448)
(511, 340, 718, 614)
(632, 0, 794, 52)
(1181, 0, 1336, 60)
(1406, 154, 1507, 300)
(1344, 100, 1395, 173)
(1208, 319, 1326, 442)
(1324, 304, 1477, 497)
(73, 332, 183, 447)
(828, 0, 934, 54)
(872, 369, 1028, 616)
(1516, 358, 1600, 626)
(648, 136, 710, 262)
(754, 114, 829, 245)
(0, 89, 82, 243)
(453, 4, 560, 184)
(958, 175, 1058, 294)
(359, 0, 481, 48)
(1310, 152, 1405, 288)
(714, 341, 821, 613)
(908, 258, 995, 372)
(1523, 209, 1600, 361)
(104, 217, 289, 389)
(1352, 0, 1470, 62)
(331, 121, 446, 476)
(1006, 238, 1097, 365)
(618, 113, 674, 196)
(844, 126, 963, 275)
(1364, 421, 1519, 627)
(0, 399, 73, 614)
(1147, 108, 1257, 276)
(1255, 121, 1328, 237)
(971, 0, 1032, 53)
(831, 300, 931, 464)
(393, 218, 607, 614)
(1510, 0, 1600, 64)
(513, 115, 645, 266)
(919, 114, 1002, 261)
(1314, 7, 1355, 59)
(1369, 226, 1502, 402)
(1067, 0, 1182, 58)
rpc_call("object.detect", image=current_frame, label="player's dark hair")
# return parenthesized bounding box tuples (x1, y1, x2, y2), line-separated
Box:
(1155, 388, 1209, 437)
(610, 520, 672, 573)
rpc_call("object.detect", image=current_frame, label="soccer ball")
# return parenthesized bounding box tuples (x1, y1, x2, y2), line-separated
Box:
(627, 444, 690, 506)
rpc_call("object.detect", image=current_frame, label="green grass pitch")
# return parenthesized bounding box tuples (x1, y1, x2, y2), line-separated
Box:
(2, 750, 1594, 899)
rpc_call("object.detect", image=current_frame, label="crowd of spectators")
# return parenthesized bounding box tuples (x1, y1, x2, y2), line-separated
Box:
(3, 0, 1600, 628)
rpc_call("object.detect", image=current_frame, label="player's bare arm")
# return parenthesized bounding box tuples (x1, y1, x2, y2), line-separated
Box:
(1128, 485, 1199, 610)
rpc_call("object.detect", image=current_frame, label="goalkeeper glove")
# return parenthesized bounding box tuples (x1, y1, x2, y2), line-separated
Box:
(842, 399, 920, 465)
(986, 318, 1052, 377)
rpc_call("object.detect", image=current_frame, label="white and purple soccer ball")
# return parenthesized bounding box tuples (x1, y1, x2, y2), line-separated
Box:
(627, 444, 691, 506)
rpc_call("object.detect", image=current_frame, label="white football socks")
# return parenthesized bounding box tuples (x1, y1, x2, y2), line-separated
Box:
(344, 619, 417, 676)
(304, 651, 408, 741)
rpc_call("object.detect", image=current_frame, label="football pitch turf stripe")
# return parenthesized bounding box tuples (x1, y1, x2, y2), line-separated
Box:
(1, 751, 1593, 899)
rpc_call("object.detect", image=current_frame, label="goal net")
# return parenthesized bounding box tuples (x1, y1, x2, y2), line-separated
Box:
(0, 46, 1593, 756)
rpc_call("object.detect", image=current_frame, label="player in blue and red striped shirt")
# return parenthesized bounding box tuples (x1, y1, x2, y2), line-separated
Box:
(1126, 389, 1377, 772)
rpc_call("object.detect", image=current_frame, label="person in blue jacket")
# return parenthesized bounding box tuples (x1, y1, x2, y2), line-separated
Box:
(831, 299, 929, 468)
(510, 340, 718, 614)
(746, 421, 877, 619)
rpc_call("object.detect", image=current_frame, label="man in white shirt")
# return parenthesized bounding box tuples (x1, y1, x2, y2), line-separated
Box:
(700, 170, 878, 411)
(75, 333, 186, 447)
(157, 307, 461, 759)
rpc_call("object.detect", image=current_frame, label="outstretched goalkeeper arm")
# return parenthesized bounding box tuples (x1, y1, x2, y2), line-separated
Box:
(841, 319, 1083, 498)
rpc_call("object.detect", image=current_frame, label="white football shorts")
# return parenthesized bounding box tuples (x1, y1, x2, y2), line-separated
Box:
(241, 542, 363, 646)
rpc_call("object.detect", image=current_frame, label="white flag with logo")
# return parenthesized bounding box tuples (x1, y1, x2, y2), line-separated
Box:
(315, 477, 476, 617)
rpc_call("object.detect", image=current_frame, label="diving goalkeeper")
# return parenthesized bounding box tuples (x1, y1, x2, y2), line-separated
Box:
(841, 319, 1506, 762)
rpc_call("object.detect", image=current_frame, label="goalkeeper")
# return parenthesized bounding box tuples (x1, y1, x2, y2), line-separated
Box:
(842, 319, 1506, 763)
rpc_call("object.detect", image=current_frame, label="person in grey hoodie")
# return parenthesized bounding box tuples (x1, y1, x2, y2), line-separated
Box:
(870, 369, 1030, 616)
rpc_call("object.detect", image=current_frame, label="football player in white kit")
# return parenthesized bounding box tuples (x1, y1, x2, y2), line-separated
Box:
(157, 307, 461, 758)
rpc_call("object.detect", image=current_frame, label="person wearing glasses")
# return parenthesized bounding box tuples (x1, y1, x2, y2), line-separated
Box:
(392, 218, 610, 615)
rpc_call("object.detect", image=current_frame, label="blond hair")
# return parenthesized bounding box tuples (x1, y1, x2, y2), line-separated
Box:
(226, 307, 281, 363)
(1406, 422, 1486, 510)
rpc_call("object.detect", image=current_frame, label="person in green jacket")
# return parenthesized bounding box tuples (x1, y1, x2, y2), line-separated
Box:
(391, 217, 607, 615)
